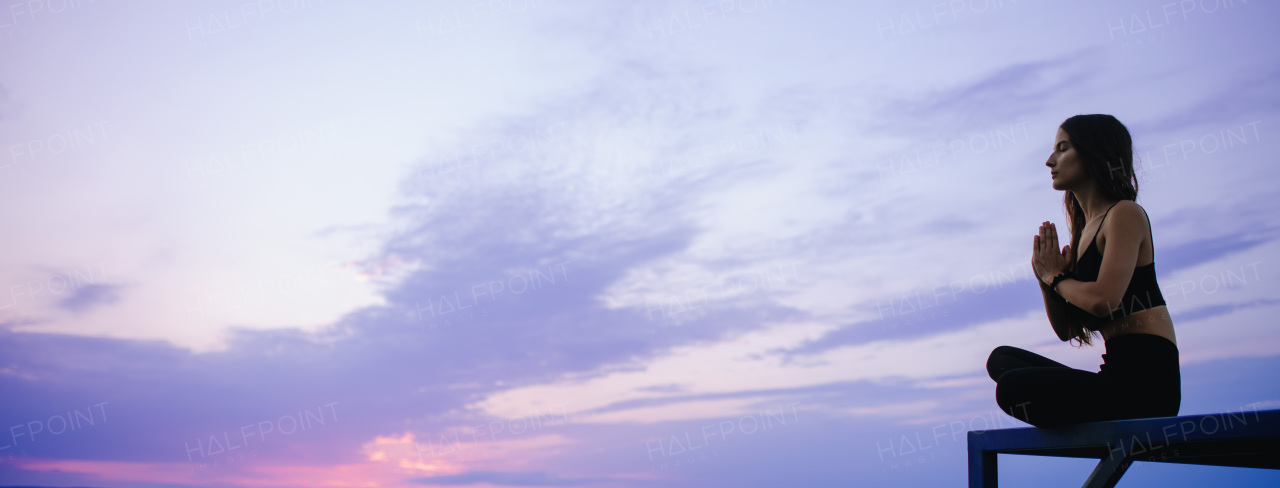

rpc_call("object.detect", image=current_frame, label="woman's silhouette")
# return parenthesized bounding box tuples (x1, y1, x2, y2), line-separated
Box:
(987, 114, 1180, 429)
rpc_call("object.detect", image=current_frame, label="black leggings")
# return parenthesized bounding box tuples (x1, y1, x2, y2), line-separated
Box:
(987, 333, 1181, 429)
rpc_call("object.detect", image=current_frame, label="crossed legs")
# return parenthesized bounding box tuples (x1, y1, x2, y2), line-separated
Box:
(987, 345, 1122, 429)
(987, 345, 1071, 382)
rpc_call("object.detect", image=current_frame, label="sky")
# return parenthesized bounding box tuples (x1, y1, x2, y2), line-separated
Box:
(1, 0, 1279, 487)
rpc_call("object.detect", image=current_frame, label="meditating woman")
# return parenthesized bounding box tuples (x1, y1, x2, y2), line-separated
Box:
(987, 114, 1180, 429)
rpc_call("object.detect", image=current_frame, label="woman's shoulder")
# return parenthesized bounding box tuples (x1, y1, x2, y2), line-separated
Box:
(1113, 199, 1150, 222)
(1102, 199, 1151, 238)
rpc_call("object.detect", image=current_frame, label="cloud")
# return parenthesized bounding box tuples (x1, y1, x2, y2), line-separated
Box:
(409, 470, 618, 486)
(1153, 211, 1277, 273)
(866, 50, 1101, 137)
(1131, 67, 1280, 136)
(0, 83, 16, 121)
(0, 58, 814, 479)
(789, 277, 1043, 355)
(1173, 298, 1280, 324)
(472, 315, 1049, 426)
(55, 284, 124, 313)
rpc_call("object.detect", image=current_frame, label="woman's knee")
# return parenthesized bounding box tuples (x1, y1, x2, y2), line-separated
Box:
(988, 345, 1026, 363)
(987, 345, 1019, 380)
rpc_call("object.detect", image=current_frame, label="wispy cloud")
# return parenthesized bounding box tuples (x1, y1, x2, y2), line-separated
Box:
(409, 470, 618, 486)
(55, 283, 123, 313)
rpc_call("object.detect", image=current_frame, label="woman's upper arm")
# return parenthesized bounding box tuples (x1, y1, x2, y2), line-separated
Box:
(1091, 201, 1147, 317)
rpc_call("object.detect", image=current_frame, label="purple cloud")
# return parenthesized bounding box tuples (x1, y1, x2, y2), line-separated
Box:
(55, 284, 123, 313)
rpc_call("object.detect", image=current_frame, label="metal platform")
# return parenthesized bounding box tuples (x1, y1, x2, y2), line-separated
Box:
(967, 407, 1280, 487)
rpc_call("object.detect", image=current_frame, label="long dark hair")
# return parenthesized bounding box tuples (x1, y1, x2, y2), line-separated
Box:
(1059, 114, 1140, 347)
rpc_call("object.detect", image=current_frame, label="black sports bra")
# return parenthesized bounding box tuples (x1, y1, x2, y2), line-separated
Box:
(1071, 201, 1167, 321)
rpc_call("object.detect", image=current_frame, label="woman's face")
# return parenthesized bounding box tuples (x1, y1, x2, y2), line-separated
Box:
(1046, 127, 1084, 191)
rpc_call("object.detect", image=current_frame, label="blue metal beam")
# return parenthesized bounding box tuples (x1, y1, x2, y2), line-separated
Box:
(968, 408, 1280, 487)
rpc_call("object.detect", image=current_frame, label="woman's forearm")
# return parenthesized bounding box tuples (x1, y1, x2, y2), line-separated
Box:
(1040, 280, 1073, 341)
(1039, 280, 1096, 341)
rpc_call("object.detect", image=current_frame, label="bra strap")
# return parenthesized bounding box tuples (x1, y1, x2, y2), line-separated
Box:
(1097, 201, 1120, 228)
(1089, 201, 1121, 247)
